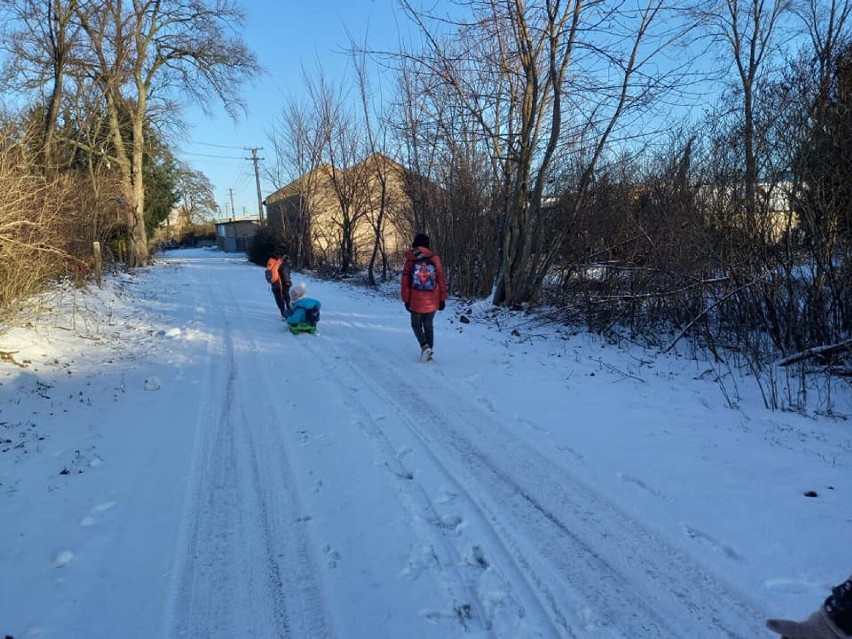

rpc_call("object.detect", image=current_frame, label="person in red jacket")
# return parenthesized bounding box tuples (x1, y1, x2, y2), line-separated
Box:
(401, 233, 447, 361)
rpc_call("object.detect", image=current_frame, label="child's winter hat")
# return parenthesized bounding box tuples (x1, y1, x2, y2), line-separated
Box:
(412, 233, 430, 249)
(290, 281, 307, 301)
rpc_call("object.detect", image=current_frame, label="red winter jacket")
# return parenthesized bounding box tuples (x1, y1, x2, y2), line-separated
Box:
(401, 246, 447, 313)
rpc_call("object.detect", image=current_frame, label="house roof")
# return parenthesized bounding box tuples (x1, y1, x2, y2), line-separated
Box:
(265, 164, 331, 204)
(265, 153, 410, 204)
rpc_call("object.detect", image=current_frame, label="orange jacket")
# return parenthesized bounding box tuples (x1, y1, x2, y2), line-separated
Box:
(401, 247, 447, 313)
(266, 257, 291, 290)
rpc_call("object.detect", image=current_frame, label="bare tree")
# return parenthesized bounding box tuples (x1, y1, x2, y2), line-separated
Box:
(784, 31, 852, 345)
(352, 43, 397, 284)
(0, 0, 82, 167)
(700, 0, 790, 224)
(267, 78, 326, 269)
(401, 0, 689, 307)
(73, 0, 259, 267)
(796, 0, 852, 95)
(391, 56, 445, 237)
(306, 72, 368, 274)
(388, 52, 501, 297)
(175, 164, 218, 224)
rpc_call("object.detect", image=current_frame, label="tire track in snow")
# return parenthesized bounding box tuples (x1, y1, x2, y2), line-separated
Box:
(300, 335, 564, 638)
(318, 330, 766, 638)
(166, 278, 331, 638)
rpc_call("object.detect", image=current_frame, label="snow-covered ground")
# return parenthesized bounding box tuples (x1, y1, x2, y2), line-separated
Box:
(0, 247, 849, 639)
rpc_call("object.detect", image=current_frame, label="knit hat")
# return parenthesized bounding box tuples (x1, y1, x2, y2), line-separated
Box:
(290, 281, 307, 302)
(412, 233, 430, 249)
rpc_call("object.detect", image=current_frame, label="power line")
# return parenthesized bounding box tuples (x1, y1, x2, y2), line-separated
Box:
(178, 141, 267, 222)
(180, 151, 245, 160)
(189, 140, 246, 150)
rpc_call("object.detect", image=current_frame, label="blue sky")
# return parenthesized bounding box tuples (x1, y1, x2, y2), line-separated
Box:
(175, 1, 800, 223)
(176, 0, 412, 221)
(176, 0, 730, 223)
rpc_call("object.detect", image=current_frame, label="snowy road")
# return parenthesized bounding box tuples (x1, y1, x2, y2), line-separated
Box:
(165, 272, 331, 637)
(318, 334, 766, 637)
(5, 249, 846, 638)
(152, 252, 765, 638)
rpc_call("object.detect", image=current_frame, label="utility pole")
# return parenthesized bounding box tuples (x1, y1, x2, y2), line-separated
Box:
(246, 147, 265, 224)
(228, 188, 236, 221)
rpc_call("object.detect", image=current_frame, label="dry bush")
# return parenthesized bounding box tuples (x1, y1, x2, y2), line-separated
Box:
(60, 167, 125, 270)
(543, 146, 712, 337)
(0, 127, 77, 319)
(537, 142, 850, 410)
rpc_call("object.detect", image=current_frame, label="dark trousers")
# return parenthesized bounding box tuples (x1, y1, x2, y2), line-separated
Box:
(271, 283, 290, 316)
(410, 311, 435, 349)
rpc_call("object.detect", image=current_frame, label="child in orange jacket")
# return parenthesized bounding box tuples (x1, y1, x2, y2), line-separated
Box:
(265, 254, 292, 318)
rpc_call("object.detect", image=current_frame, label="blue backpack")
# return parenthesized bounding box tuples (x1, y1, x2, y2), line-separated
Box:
(411, 257, 437, 291)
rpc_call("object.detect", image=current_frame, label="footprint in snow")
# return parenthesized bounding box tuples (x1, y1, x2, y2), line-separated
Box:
(322, 544, 341, 568)
(434, 489, 459, 505)
(477, 396, 496, 412)
(516, 416, 550, 433)
(682, 524, 744, 563)
(400, 542, 437, 581)
(435, 514, 465, 536)
(765, 577, 827, 595)
(617, 472, 670, 500)
(54, 550, 74, 567)
(557, 445, 584, 462)
(469, 544, 489, 569)
(79, 500, 117, 526)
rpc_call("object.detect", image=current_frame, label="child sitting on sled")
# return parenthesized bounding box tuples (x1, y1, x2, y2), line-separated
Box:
(285, 282, 321, 334)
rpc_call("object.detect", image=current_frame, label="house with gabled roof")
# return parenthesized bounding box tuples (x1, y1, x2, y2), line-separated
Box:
(264, 153, 413, 269)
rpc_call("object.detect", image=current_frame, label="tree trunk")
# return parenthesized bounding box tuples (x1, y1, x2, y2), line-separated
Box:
(127, 100, 150, 266)
(43, 65, 65, 168)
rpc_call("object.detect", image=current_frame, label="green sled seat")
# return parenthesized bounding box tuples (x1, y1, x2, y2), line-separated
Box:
(289, 322, 317, 335)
